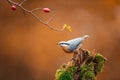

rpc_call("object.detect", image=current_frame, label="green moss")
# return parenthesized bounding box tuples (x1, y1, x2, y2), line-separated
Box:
(80, 64, 96, 80)
(55, 71, 72, 80)
(81, 71, 96, 80)
(84, 51, 91, 59)
(93, 53, 106, 75)
(94, 63, 104, 75)
(55, 65, 77, 80)
(55, 51, 106, 80)
(93, 53, 106, 63)
(86, 51, 91, 56)
(66, 66, 77, 75)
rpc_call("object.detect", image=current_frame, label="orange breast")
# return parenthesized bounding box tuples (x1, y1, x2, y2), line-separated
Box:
(61, 45, 73, 53)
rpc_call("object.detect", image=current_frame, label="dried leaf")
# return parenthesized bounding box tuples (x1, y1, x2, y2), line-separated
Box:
(63, 24, 72, 32)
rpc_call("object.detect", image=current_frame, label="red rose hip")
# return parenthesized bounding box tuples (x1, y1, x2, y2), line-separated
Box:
(11, 5, 16, 11)
(43, 8, 50, 13)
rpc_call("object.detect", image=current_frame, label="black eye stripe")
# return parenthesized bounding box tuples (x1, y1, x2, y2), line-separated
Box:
(64, 43, 70, 45)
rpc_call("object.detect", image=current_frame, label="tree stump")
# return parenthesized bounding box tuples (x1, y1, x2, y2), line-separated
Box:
(55, 48, 106, 80)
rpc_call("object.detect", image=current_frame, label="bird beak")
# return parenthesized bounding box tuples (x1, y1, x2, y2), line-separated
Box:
(56, 43, 60, 45)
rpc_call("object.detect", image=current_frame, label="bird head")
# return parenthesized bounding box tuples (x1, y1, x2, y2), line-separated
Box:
(58, 41, 71, 53)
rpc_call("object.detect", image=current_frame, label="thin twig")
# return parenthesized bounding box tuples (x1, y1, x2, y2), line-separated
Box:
(31, 8, 42, 12)
(19, 0, 27, 5)
(6, 0, 65, 31)
(46, 14, 55, 24)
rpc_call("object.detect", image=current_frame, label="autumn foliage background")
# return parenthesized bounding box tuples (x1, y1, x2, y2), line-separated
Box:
(0, 0, 120, 80)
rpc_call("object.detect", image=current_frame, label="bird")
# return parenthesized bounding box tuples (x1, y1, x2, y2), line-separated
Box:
(58, 35, 89, 53)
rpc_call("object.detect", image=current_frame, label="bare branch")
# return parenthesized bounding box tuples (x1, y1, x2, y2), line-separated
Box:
(31, 8, 42, 12)
(46, 14, 55, 24)
(6, 0, 65, 32)
(19, 0, 27, 5)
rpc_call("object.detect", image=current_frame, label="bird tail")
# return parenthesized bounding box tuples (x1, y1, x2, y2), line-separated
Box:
(82, 35, 89, 40)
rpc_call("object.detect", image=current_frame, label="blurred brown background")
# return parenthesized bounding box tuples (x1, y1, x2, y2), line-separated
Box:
(0, 0, 120, 80)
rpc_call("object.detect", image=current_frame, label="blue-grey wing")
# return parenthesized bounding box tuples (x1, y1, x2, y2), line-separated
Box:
(66, 38, 83, 46)
(68, 44, 76, 52)
(67, 38, 83, 51)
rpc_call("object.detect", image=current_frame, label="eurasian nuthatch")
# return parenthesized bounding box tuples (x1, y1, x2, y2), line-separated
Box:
(58, 35, 89, 53)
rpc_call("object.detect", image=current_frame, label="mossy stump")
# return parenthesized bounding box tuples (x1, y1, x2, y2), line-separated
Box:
(55, 48, 106, 80)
